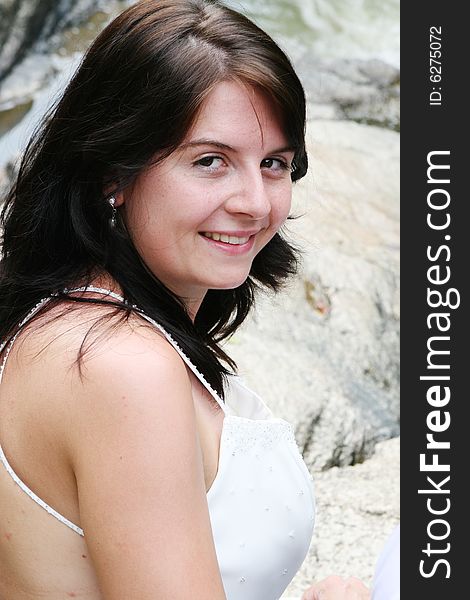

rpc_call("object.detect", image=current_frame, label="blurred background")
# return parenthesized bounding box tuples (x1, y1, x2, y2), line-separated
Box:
(0, 0, 400, 595)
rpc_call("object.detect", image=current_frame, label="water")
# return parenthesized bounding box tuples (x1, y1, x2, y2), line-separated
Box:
(224, 0, 399, 67)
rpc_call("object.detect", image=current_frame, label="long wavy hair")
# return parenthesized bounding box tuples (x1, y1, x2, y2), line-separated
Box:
(0, 0, 308, 399)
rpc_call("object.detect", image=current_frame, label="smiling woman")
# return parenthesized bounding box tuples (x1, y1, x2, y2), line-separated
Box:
(0, 1, 367, 599)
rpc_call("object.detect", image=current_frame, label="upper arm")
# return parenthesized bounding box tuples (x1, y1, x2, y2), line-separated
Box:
(68, 327, 226, 599)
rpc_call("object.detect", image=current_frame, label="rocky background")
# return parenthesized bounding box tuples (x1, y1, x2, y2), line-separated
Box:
(0, 0, 400, 596)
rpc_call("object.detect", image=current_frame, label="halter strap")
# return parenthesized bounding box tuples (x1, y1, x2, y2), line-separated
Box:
(0, 443, 85, 536)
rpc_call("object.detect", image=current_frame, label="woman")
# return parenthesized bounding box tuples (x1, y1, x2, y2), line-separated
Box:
(0, 1, 370, 598)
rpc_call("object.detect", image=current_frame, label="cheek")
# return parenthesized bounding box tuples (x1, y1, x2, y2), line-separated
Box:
(271, 186, 292, 226)
(258, 188, 292, 250)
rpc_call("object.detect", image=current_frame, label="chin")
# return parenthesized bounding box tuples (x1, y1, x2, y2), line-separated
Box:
(208, 274, 251, 291)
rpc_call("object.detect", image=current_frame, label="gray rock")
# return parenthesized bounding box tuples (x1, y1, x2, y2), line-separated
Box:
(0, 53, 59, 109)
(0, 0, 102, 82)
(297, 57, 400, 130)
(0, 153, 18, 200)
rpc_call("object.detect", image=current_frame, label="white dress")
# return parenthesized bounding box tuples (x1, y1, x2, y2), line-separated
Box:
(0, 287, 315, 600)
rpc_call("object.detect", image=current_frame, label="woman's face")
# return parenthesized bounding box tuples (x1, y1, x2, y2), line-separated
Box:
(118, 80, 294, 316)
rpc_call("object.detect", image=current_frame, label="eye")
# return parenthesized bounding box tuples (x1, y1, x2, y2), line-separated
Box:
(261, 158, 290, 172)
(194, 156, 225, 171)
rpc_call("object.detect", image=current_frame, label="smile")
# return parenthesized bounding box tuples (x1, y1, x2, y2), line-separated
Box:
(201, 232, 251, 245)
(199, 231, 257, 255)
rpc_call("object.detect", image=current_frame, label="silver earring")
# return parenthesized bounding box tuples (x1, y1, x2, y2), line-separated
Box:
(108, 196, 117, 228)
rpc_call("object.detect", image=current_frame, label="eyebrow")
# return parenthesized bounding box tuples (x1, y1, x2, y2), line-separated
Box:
(180, 138, 296, 154)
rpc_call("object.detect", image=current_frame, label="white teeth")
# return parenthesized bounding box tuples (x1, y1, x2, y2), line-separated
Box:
(202, 232, 250, 245)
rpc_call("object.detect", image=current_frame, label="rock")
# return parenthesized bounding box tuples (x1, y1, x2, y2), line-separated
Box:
(0, 53, 82, 178)
(0, 54, 59, 109)
(0, 0, 102, 82)
(0, 150, 20, 201)
(281, 437, 400, 597)
(297, 57, 400, 130)
(0, 166, 9, 200)
(224, 119, 399, 470)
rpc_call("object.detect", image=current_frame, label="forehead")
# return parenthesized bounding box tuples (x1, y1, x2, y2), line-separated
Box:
(185, 80, 288, 149)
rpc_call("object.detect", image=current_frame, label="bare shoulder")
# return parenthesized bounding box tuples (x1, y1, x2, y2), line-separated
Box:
(6, 300, 194, 466)
(18, 299, 193, 418)
(66, 303, 194, 423)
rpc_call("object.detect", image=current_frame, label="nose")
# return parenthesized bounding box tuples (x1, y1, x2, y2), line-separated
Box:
(224, 169, 272, 220)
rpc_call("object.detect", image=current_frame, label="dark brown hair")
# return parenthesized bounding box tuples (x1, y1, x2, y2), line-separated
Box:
(0, 0, 308, 398)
